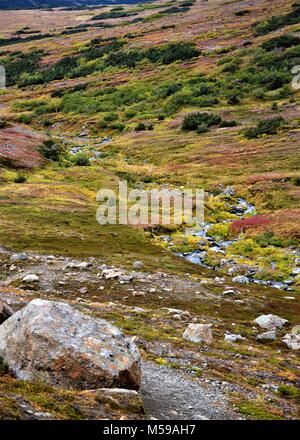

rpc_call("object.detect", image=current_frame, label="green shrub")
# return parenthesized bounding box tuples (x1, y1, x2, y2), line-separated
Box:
(219, 120, 238, 128)
(103, 112, 118, 122)
(14, 172, 27, 184)
(74, 153, 90, 166)
(17, 114, 33, 124)
(253, 6, 300, 35)
(182, 112, 222, 131)
(227, 94, 240, 105)
(38, 139, 65, 162)
(255, 231, 283, 248)
(278, 385, 300, 401)
(242, 117, 286, 139)
(135, 122, 147, 131)
(261, 35, 300, 52)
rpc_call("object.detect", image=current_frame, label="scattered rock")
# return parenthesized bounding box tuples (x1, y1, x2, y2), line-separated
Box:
(0, 301, 14, 325)
(222, 289, 236, 296)
(133, 261, 144, 269)
(257, 331, 277, 341)
(232, 275, 249, 284)
(254, 314, 288, 330)
(224, 333, 246, 343)
(191, 414, 210, 420)
(0, 299, 141, 390)
(164, 308, 191, 319)
(22, 274, 39, 283)
(78, 262, 92, 270)
(183, 324, 213, 344)
(282, 333, 300, 350)
(101, 268, 122, 280)
(10, 253, 28, 262)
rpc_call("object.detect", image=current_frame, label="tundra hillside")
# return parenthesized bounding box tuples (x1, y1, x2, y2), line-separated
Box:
(0, 0, 299, 420)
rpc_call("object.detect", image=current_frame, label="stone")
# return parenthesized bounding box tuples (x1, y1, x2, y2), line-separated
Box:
(257, 331, 277, 341)
(0, 301, 14, 325)
(101, 268, 122, 280)
(254, 314, 288, 330)
(183, 324, 213, 344)
(232, 275, 249, 284)
(222, 289, 236, 296)
(0, 299, 140, 390)
(223, 186, 235, 197)
(22, 274, 39, 283)
(164, 308, 191, 319)
(224, 333, 246, 343)
(10, 253, 28, 262)
(78, 262, 92, 270)
(292, 268, 300, 276)
(191, 414, 209, 420)
(282, 333, 300, 350)
(133, 261, 144, 269)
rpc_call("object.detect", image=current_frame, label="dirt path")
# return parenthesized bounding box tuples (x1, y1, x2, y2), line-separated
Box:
(141, 361, 240, 420)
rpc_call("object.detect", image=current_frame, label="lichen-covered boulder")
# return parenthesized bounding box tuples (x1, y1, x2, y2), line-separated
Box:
(254, 314, 288, 330)
(0, 299, 140, 390)
(183, 323, 213, 344)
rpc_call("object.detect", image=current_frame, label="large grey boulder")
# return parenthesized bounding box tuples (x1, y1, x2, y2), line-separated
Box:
(0, 299, 140, 390)
(254, 314, 288, 330)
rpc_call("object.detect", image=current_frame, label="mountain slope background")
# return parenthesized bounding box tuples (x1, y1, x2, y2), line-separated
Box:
(0, 0, 299, 420)
(0, 0, 146, 9)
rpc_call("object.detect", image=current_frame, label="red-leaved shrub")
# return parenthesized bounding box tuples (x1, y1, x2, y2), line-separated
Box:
(230, 215, 272, 232)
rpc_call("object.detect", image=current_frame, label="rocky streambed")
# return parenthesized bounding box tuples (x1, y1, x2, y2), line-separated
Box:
(157, 187, 300, 292)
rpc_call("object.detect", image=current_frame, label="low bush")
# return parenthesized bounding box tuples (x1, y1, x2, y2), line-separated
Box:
(253, 6, 300, 35)
(261, 35, 300, 52)
(182, 112, 222, 131)
(242, 117, 286, 139)
(74, 153, 90, 166)
(38, 139, 65, 162)
(14, 172, 27, 183)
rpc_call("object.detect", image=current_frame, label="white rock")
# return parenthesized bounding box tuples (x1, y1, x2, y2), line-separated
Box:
(10, 253, 28, 262)
(77, 262, 92, 269)
(224, 333, 246, 343)
(133, 261, 144, 269)
(191, 414, 210, 420)
(183, 324, 213, 344)
(232, 275, 249, 284)
(254, 314, 288, 330)
(257, 331, 277, 341)
(282, 333, 300, 350)
(164, 308, 191, 318)
(222, 289, 236, 296)
(22, 274, 39, 283)
(101, 268, 122, 280)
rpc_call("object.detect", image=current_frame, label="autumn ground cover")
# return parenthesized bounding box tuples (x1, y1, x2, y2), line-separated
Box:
(0, 0, 299, 419)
